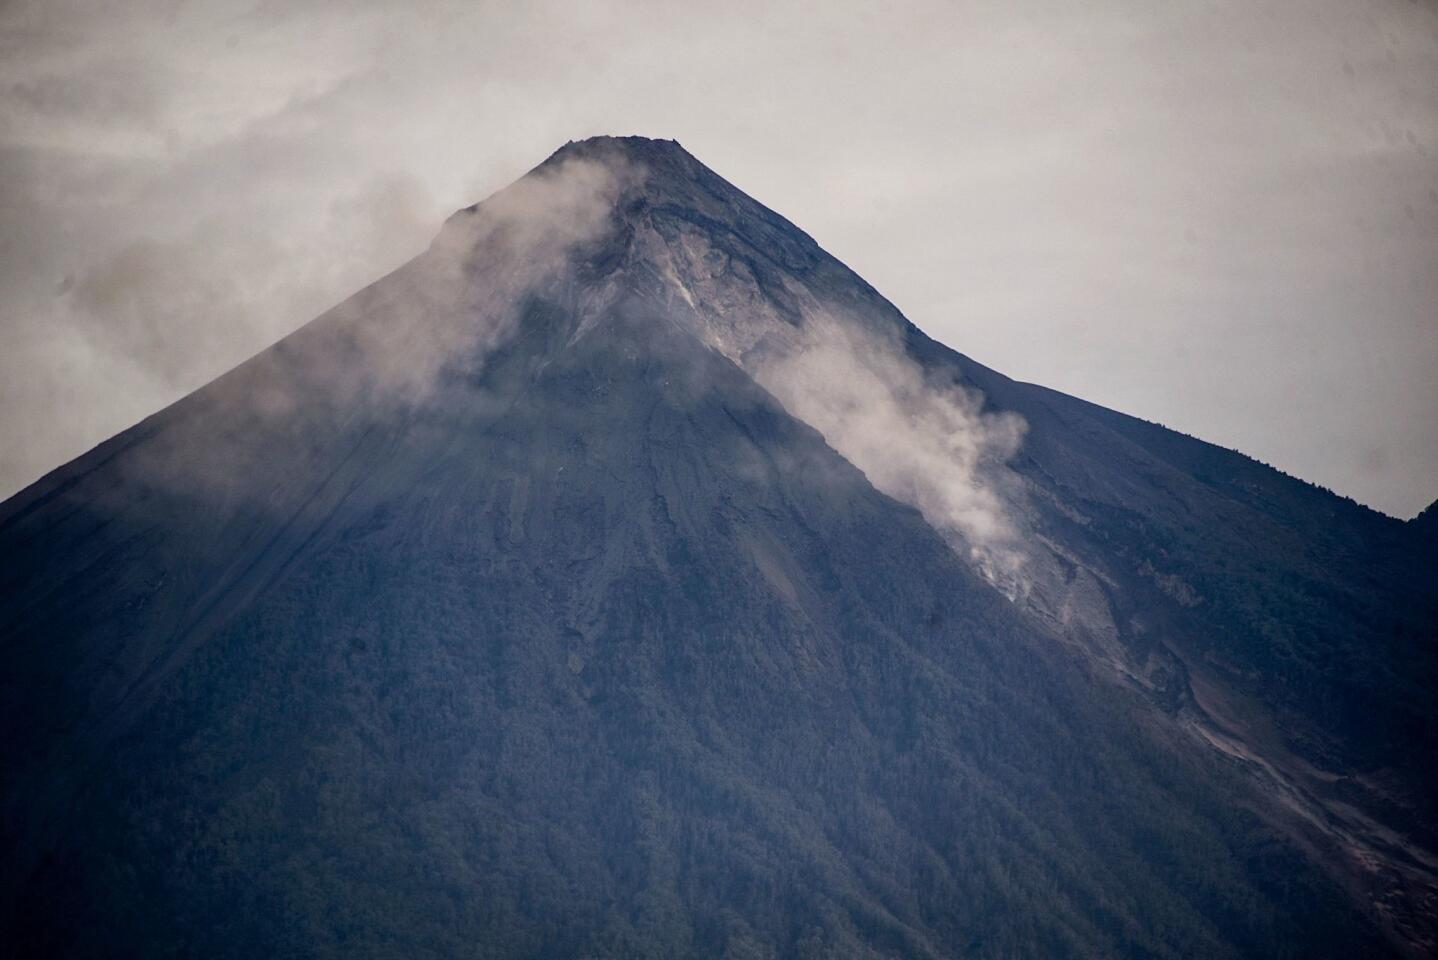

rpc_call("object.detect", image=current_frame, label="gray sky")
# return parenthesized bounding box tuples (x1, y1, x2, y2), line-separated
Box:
(2, 0, 1435, 517)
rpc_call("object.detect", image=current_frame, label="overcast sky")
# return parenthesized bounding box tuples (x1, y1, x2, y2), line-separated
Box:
(2, 0, 1435, 516)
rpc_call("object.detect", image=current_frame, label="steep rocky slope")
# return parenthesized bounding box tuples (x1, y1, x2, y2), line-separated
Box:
(1, 136, 1432, 958)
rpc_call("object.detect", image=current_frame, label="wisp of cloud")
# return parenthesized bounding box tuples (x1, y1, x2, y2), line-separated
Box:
(751, 315, 1030, 596)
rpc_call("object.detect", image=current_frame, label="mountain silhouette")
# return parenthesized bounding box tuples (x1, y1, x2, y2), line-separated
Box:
(2, 136, 1434, 959)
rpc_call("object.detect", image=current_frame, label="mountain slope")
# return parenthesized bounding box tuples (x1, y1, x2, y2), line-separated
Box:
(1, 136, 1432, 958)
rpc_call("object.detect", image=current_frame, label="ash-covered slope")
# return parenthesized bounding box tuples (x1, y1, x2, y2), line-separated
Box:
(0, 136, 1432, 959)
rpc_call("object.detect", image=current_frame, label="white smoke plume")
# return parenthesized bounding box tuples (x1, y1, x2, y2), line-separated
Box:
(644, 210, 1032, 594)
(110, 151, 642, 500)
(751, 314, 1030, 595)
(300, 151, 639, 406)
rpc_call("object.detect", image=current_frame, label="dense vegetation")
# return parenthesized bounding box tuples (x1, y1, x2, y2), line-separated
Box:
(2, 137, 1430, 958)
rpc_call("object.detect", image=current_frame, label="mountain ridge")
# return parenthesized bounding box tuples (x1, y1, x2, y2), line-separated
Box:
(1, 134, 1433, 958)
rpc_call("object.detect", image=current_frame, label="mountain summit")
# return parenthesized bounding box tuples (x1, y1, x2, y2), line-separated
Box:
(2, 136, 1434, 958)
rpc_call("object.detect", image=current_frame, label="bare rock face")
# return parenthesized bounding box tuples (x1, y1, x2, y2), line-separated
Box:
(1, 136, 1434, 959)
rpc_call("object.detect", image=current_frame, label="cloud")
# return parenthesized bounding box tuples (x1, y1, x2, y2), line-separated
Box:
(0, 0, 1434, 515)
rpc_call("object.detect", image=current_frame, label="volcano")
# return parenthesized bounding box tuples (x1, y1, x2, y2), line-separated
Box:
(2, 136, 1434, 959)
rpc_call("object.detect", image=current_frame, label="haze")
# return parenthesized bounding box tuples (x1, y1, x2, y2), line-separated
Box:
(2, 0, 1434, 516)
